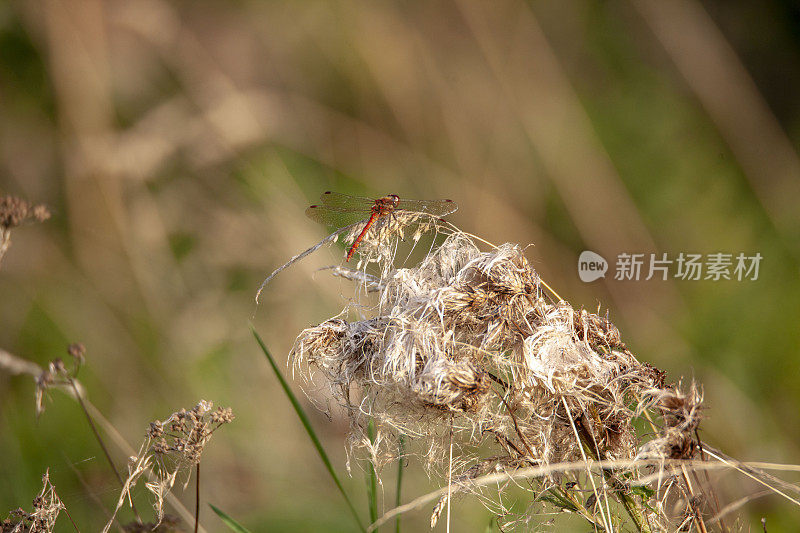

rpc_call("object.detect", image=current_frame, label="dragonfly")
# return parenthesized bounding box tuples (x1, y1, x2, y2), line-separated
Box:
(305, 191, 458, 261)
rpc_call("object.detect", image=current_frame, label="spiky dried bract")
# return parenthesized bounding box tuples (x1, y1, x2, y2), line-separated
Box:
(636, 381, 704, 461)
(1, 470, 64, 533)
(102, 401, 234, 533)
(289, 229, 706, 529)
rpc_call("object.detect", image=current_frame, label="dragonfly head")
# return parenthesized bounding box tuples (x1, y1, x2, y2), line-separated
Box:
(387, 194, 400, 207)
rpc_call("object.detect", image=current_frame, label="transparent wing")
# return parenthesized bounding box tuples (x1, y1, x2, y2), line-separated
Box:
(305, 205, 369, 228)
(317, 191, 376, 211)
(396, 198, 457, 217)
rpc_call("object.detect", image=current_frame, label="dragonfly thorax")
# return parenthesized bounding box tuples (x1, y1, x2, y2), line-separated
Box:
(372, 194, 400, 215)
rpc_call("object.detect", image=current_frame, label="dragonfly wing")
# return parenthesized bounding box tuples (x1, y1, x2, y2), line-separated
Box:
(397, 198, 458, 217)
(318, 191, 376, 210)
(305, 205, 368, 228)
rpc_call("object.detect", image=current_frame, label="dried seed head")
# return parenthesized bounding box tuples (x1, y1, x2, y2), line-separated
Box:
(148, 421, 164, 438)
(341, 210, 447, 269)
(290, 229, 667, 482)
(102, 401, 234, 533)
(210, 407, 235, 424)
(279, 220, 716, 529)
(49, 359, 66, 376)
(0, 196, 31, 229)
(2, 470, 65, 532)
(67, 343, 86, 366)
(0, 196, 50, 229)
(635, 382, 704, 461)
(413, 359, 491, 412)
(31, 205, 51, 223)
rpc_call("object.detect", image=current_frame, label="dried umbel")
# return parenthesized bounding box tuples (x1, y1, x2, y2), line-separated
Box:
(289, 227, 700, 529)
(0, 195, 50, 268)
(34, 344, 86, 418)
(0, 196, 50, 230)
(1, 470, 64, 533)
(102, 401, 234, 533)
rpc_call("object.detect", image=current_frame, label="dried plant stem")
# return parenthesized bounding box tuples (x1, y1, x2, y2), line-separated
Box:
(61, 501, 81, 532)
(680, 466, 708, 533)
(67, 377, 143, 524)
(369, 457, 800, 531)
(195, 463, 201, 533)
(562, 398, 613, 532)
(446, 419, 453, 533)
(496, 392, 535, 459)
(0, 230, 10, 268)
(696, 432, 728, 532)
(576, 412, 650, 533)
(255, 223, 359, 303)
(708, 489, 773, 524)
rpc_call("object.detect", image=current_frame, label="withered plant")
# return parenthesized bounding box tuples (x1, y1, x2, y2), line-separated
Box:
(269, 210, 798, 531)
(1, 470, 73, 533)
(102, 400, 234, 533)
(1, 344, 233, 533)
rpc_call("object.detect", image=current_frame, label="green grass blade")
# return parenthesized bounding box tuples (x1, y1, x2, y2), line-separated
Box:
(209, 504, 252, 533)
(251, 326, 367, 533)
(367, 418, 378, 528)
(395, 435, 405, 533)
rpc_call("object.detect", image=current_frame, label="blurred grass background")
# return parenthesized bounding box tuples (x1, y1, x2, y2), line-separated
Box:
(1, 0, 799, 530)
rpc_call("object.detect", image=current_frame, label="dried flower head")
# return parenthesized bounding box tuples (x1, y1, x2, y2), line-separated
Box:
(287, 226, 703, 528)
(33, 347, 87, 418)
(102, 401, 234, 533)
(636, 381, 704, 461)
(1, 470, 65, 533)
(0, 196, 50, 268)
(66, 343, 85, 367)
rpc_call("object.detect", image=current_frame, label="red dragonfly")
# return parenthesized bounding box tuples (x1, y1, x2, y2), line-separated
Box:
(306, 191, 458, 261)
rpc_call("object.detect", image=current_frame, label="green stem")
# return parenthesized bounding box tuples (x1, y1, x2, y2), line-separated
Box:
(367, 419, 379, 528)
(252, 327, 367, 533)
(576, 423, 650, 533)
(395, 435, 405, 533)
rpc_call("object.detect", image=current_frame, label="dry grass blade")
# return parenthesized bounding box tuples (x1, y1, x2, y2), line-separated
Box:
(368, 458, 800, 531)
(255, 223, 360, 303)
